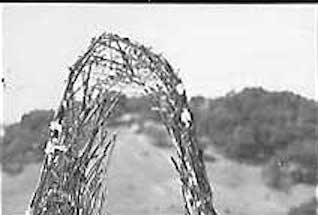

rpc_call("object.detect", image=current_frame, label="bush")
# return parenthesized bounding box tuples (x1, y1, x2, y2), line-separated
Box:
(261, 158, 295, 192)
(288, 198, 317, 215)
(1, 109, 53, 174)
(190, 88, 317, 187)
(142, 123, 172, 148)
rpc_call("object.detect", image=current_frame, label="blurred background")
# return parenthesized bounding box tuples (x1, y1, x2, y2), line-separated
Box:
(1, 4, 317, 215)
(1, 89, 317, 215)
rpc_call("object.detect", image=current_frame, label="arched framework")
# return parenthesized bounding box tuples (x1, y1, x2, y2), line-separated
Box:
(28, 32, 218, 215)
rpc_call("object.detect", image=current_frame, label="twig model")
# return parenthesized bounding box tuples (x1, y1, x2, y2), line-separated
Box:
(27, 32, 219, 215)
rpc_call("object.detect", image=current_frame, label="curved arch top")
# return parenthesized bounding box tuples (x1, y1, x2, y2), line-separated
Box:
(28, 32, 218, 215)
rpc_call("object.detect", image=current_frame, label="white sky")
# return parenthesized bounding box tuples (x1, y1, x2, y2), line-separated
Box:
(1, 4, 317, 124)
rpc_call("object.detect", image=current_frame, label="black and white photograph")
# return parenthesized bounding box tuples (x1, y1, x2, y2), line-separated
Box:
(0, 3, 317, 215)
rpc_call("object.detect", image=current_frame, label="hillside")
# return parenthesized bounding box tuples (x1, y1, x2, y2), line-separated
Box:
(189, 88, 317, 189)
(2, 128, 314, 215)
(1, 87, 317, 214)
(2, 87, 316, 186)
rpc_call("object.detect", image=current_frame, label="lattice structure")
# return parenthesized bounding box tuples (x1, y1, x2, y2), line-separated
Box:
(27, 32, 218, 215)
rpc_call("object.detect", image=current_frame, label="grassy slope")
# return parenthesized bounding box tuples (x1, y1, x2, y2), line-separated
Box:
(2, 127, 314, 215)
(2, 163, 41, 215)
(205, 146, 314, 215)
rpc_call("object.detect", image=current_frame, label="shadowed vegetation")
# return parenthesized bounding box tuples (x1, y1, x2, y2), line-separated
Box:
(288, 198, 317, 215)
(1, 87, 317, 189)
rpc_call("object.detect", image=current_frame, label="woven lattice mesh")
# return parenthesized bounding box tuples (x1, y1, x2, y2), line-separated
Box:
(27, 32, 218, 215)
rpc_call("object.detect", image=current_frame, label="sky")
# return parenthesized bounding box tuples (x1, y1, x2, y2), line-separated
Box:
(1, 4, 317, 124)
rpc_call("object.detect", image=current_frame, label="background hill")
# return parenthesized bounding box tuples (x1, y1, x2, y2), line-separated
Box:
(1, 87, 317, 215)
